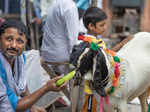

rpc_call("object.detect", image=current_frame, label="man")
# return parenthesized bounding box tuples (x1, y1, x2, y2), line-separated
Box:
(41, 0, 79, 75)
(0, 19, 66, 112)
(32, 0, 52, 25)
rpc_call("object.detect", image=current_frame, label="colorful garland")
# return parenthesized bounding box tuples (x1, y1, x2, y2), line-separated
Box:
(78, 35, 122, 95)
(78, 34, 106, 50)
(105, 48, 122, 94)
(78, 35, 122, 112)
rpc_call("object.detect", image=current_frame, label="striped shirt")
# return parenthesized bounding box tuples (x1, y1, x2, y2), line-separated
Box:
(41, 0, 79, 63)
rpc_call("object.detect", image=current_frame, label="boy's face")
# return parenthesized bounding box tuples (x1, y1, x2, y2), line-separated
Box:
(94, 20, 106, 35)
(89, 20, 106, 36)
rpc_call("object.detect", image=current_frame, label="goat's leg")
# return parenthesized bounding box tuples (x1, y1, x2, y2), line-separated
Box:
(138, 87, 150, 112)
(117, 100, 128, 112)
(103, 100, 127, 112)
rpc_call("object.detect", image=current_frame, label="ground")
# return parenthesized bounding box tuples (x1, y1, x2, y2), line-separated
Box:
(53, 103, 141, 112)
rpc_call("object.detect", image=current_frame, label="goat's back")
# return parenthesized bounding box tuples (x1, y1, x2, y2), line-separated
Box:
(117, 32, 150, 100)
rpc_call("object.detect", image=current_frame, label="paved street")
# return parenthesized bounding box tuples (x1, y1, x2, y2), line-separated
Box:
(54, 103, 141, 112)
(55, 98, 142, 112)
(128, 103, 141, 112)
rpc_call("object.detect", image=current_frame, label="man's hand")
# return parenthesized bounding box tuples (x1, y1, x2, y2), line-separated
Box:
(32, 18, 42, 25)
(45, 76, 67, 92)
(30, 105, 46, 112)
(0, 18, 5, 27)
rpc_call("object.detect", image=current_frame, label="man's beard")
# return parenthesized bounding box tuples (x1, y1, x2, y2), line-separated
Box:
(4, 52, 17, 60)
(4, 48, 19, 60)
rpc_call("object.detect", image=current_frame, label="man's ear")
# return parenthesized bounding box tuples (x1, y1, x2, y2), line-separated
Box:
(88, 23, 95, 31)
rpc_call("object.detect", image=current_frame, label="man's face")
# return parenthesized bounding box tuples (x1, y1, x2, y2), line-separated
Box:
(0, 28, 27, 60)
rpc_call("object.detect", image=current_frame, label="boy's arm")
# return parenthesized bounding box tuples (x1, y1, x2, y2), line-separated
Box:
(111, 35, 133, 52)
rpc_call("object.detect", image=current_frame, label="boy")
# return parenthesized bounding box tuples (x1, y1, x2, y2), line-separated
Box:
(75, 7, 108, 112)
(78, 7, 108, 50)
(82, 7, 107, 38)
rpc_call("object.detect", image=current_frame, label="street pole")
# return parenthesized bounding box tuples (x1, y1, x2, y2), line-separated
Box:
(141, 0, 150, 32)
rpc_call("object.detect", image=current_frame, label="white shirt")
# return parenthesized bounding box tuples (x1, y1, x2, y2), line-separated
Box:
(41, 0, 79, 62)
(41, 0, 52, 17)
(97, 0, 103, 9)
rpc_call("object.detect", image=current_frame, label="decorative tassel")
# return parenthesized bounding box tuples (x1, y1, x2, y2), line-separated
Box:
(100, 96, 103, 112)
(84, 37, 94, 43)
(105, 96, 109, 106)
(78, 35, 85, 40)
(108, 87, 115, 94)
(113, 56, 120, 63)
(114, 63, 120, 78)
(148, 103, 150, 112)
(99, 96, 110, 112)
(91, 42, 99, 51)
(112, 77, 118, 87)
(105, 49, 116, 56)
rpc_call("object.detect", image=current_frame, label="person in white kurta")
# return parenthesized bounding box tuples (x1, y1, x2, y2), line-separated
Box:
(41, 0, 79, 75)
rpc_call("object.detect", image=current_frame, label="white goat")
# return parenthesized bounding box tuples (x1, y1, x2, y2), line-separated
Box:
(104, 32, 150, 112)
(70, 32, 150, 112)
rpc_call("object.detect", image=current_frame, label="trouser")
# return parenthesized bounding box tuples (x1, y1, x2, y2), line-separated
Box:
(48, 64, 70, 76)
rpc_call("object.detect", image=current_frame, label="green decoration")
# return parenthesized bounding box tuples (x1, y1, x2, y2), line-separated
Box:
(148, 103, 150, 112)
(113, 56, 120, 63)
(108, 86, 115, 94)
(90, 42, 99, 51)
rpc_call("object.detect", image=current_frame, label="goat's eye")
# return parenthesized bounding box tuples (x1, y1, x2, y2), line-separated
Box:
(73, 46, 78, 52)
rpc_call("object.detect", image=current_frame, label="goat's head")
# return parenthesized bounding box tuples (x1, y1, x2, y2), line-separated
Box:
(70, 42, 109, 96)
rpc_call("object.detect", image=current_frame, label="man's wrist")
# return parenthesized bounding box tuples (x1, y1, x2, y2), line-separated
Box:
(43, 83, 51, 93)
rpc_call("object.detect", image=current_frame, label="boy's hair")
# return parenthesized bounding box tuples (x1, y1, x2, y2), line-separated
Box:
(83, 7, 107, 29)
(0, 19, 28, 39)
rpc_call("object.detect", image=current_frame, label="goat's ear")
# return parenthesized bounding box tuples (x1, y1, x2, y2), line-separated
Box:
(92, 49, 108, 96)
(93, 49, 108, 81)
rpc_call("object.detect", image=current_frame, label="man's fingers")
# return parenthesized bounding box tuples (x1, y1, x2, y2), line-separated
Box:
(59, 81, 67, 90)
(53, 76, 62, 82)
(39, 108, 46, 112)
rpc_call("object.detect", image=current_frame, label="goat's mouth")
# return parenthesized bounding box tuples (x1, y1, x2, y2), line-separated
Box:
(69, 64, 76, 70)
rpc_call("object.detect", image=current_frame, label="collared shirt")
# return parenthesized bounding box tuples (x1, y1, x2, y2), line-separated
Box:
(74, 0, 90, 10)
(41, 0, 79, 62)
(0, 52, 27, 112)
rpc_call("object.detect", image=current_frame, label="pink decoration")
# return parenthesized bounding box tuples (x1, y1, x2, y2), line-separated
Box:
(105, 96, 109, 106)
(115, 63, 120, 78)
(100, 96, 103, 112)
